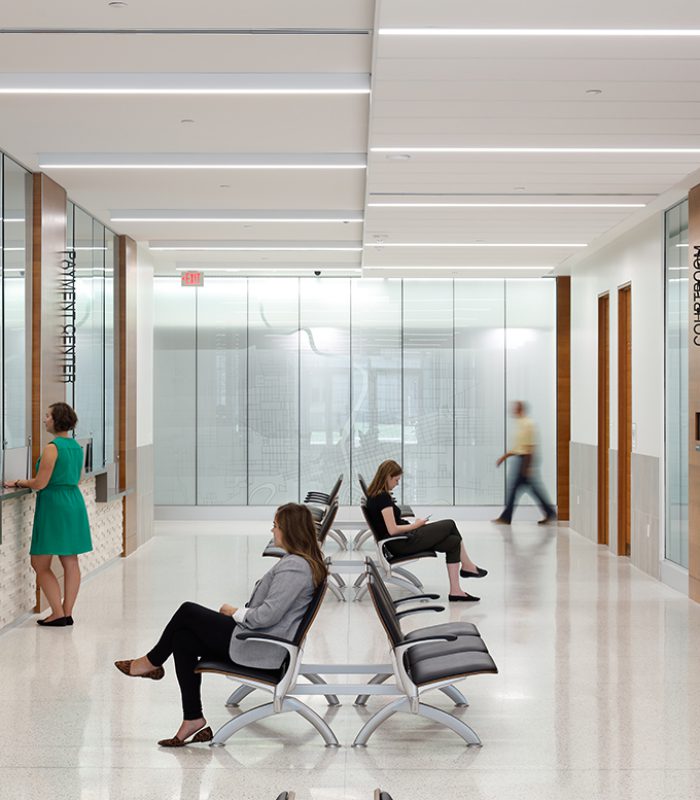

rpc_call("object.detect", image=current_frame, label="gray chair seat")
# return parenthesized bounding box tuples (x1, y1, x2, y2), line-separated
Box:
(408, 650, 497, 686)
(407, 636, 489, 663)
(197, 658, 286, 686)
(404, 621, 480, 640)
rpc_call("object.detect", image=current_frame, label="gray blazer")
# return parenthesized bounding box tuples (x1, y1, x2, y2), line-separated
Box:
(229, 553, 315, 670)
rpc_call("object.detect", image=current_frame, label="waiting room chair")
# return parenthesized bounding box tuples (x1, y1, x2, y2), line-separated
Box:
(196, 580, 339, 747)
(353, 564, 498, 747)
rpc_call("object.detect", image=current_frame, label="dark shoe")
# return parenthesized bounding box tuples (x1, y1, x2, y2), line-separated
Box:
(158, 726, 213, 748)
(460, 567, 488, 579)
(65, 616, 74, 626)
(37, 616, 68, 627)
(491, 518, 510, 525)
(537, 515, 557, 525)
(448, 594, 480, 602)
(114, 659, 165, 681)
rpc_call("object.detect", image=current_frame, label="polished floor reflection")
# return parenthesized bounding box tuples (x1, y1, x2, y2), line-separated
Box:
(1, 519, 699, 800)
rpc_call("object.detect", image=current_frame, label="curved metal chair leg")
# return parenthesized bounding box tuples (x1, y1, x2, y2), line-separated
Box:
(327, 580, 346, 602)
(330, 571, 346, 588)
(392, 566, 424, 589)
(226, 685, 255, 707)
(354, 673, 390, 706)
(302, 673, 341, 706)
(328, 529, 348, 551)
(331, 528, 349, 548)
(211, 698, 339, 747)
(352, 697, 408, 746)
(415, 702, 481, 746)
(352, 528, 372, 550)
(384, 575, 422, 595)
(354, 584, 369, 602)
(353, 571, 368, 588)
(440, 685, 468, 707)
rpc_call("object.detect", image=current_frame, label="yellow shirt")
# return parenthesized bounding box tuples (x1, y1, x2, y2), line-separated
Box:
(513, 417, 536, 455)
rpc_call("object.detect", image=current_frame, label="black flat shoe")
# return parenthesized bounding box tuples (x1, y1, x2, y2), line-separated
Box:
(460, 567, 488, 579)
(448, 594, 480, 602)
(37, 616, 68, 627)
(65, 616, 74, 626)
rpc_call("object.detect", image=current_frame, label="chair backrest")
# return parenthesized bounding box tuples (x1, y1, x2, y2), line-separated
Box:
(290, 577, 328, 647)
(316, 501, 339, 545)
(358, 473, 369, 498)
(360, 500, 382, 545)
(366, 558, 401, 618)
(366, 567, 404, 647)
(327, 474, 343, 504)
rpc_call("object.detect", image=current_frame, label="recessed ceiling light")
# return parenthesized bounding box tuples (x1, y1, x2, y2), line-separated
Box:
(180, 118, 195, 124)
(373, 146, 700, 154)
(108, 1, 128, 7)
(367, 202, 645, 208)
(514, 186, 526, 191)
(386, 154, 412, 160)
(219, 184, 230, 188)
(586, 88, 603, 95)
(378, 28, 700, 37)
(365, 242, 587, 248)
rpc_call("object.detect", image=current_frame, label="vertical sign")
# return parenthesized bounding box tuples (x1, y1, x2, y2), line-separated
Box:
(688, 184, 700, 602)
(59, 248, 77, 383)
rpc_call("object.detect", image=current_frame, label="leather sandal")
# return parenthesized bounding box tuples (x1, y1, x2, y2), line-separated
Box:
(114, 659, 165, 681)
(158, 726, 213, 748)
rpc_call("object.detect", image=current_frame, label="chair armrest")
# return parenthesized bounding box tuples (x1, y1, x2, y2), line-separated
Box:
(234, 631, 300, 658)
(393, 593, 440, 605)
(393, 634, 457, 657)
(395, 605, 445, 620)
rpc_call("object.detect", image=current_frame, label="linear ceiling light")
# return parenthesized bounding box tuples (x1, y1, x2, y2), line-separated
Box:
(111, 210, 363, 223)
(378, 28, 700, 37)
(366, 242, 587, 248)
(174, 267, 362, 274)
(150, 245, 362, 252)
(0, 72, 370, 95)
(41, 154, 366, 170)
(372, 146, 700, 154)
(367, 202, 645, 208)
(362, 265, 552, 270)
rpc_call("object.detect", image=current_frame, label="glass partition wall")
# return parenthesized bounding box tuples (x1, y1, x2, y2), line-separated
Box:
(154, 277, 556, 507)
(66, 201, 118, 473)
(664, 200, 689, 568)
(1, 154, 32, 460)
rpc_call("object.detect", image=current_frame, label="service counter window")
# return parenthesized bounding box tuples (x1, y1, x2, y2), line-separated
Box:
(1, 153, 32, 485)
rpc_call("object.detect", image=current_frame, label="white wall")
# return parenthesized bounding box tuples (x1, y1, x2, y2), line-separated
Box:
(571, 214, 665, 459)
(136, 243, 154, 448)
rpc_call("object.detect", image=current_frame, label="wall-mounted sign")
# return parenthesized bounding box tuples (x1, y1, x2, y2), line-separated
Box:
(59, 249, 77, 383)
(693, 244, 700, 346)
(181, 271, 204, 287)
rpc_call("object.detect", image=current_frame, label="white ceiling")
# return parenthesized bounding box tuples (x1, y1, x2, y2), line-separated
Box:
(1, 0, 700, 277)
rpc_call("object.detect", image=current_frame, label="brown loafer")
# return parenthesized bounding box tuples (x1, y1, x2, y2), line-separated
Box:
(158, 726, 213, 747)
(114, 659, 165, 681)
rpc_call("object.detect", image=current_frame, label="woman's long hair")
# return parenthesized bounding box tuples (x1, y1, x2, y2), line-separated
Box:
(275, 503, 328, 587)
(366, 459, 403, 498)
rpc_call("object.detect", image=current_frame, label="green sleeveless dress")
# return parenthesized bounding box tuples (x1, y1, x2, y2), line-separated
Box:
(30, 437, 93, 556)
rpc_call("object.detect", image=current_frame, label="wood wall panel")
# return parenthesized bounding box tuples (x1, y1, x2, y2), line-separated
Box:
(597, 293, 610, 546)
(118, 236, 138, 556)
(556, 276, 571, 521)
(31, 174, 68, 610)
(688, 186, 700, 602)
(617, 285, 632, 557)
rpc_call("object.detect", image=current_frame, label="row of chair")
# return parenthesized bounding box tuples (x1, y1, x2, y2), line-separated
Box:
(196, 557, 497, 748)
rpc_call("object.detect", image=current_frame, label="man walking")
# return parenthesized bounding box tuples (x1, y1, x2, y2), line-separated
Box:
(493, 401, 556, 525)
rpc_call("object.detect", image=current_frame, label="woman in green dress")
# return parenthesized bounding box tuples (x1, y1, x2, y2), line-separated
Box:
(4, 402, 92, 627)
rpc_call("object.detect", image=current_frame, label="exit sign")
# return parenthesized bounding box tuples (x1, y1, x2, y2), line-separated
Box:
(181, 271, 204, 287)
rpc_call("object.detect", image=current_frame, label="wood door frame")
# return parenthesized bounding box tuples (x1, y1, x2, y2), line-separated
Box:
(617, 283, 632, 557)
(597, 293, 610, 546)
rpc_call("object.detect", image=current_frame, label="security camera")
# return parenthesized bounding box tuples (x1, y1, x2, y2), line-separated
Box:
(314, 269, 322, 276)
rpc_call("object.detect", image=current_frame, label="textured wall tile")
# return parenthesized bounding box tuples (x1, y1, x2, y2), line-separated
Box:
(0, 479, 123, 631)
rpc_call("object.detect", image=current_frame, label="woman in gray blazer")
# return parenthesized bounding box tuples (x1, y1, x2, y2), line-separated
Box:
(115, 503, 327, 747)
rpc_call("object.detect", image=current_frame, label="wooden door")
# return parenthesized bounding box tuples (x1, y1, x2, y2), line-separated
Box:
(617, 285, 632, 556)
(597, 293, 610, 545)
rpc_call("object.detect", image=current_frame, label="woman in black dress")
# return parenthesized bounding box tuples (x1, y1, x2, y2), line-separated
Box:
(365, 460, 487, 602)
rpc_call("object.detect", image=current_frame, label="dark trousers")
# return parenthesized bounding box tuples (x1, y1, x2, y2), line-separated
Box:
(499, 456, 555, 523)
(386, 519, 462, 563)
(147, 601, 236, 720)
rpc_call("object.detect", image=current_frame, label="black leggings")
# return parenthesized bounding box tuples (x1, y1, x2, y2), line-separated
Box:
(147, 601, 235, 720)
(385, 519, 462, 564)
